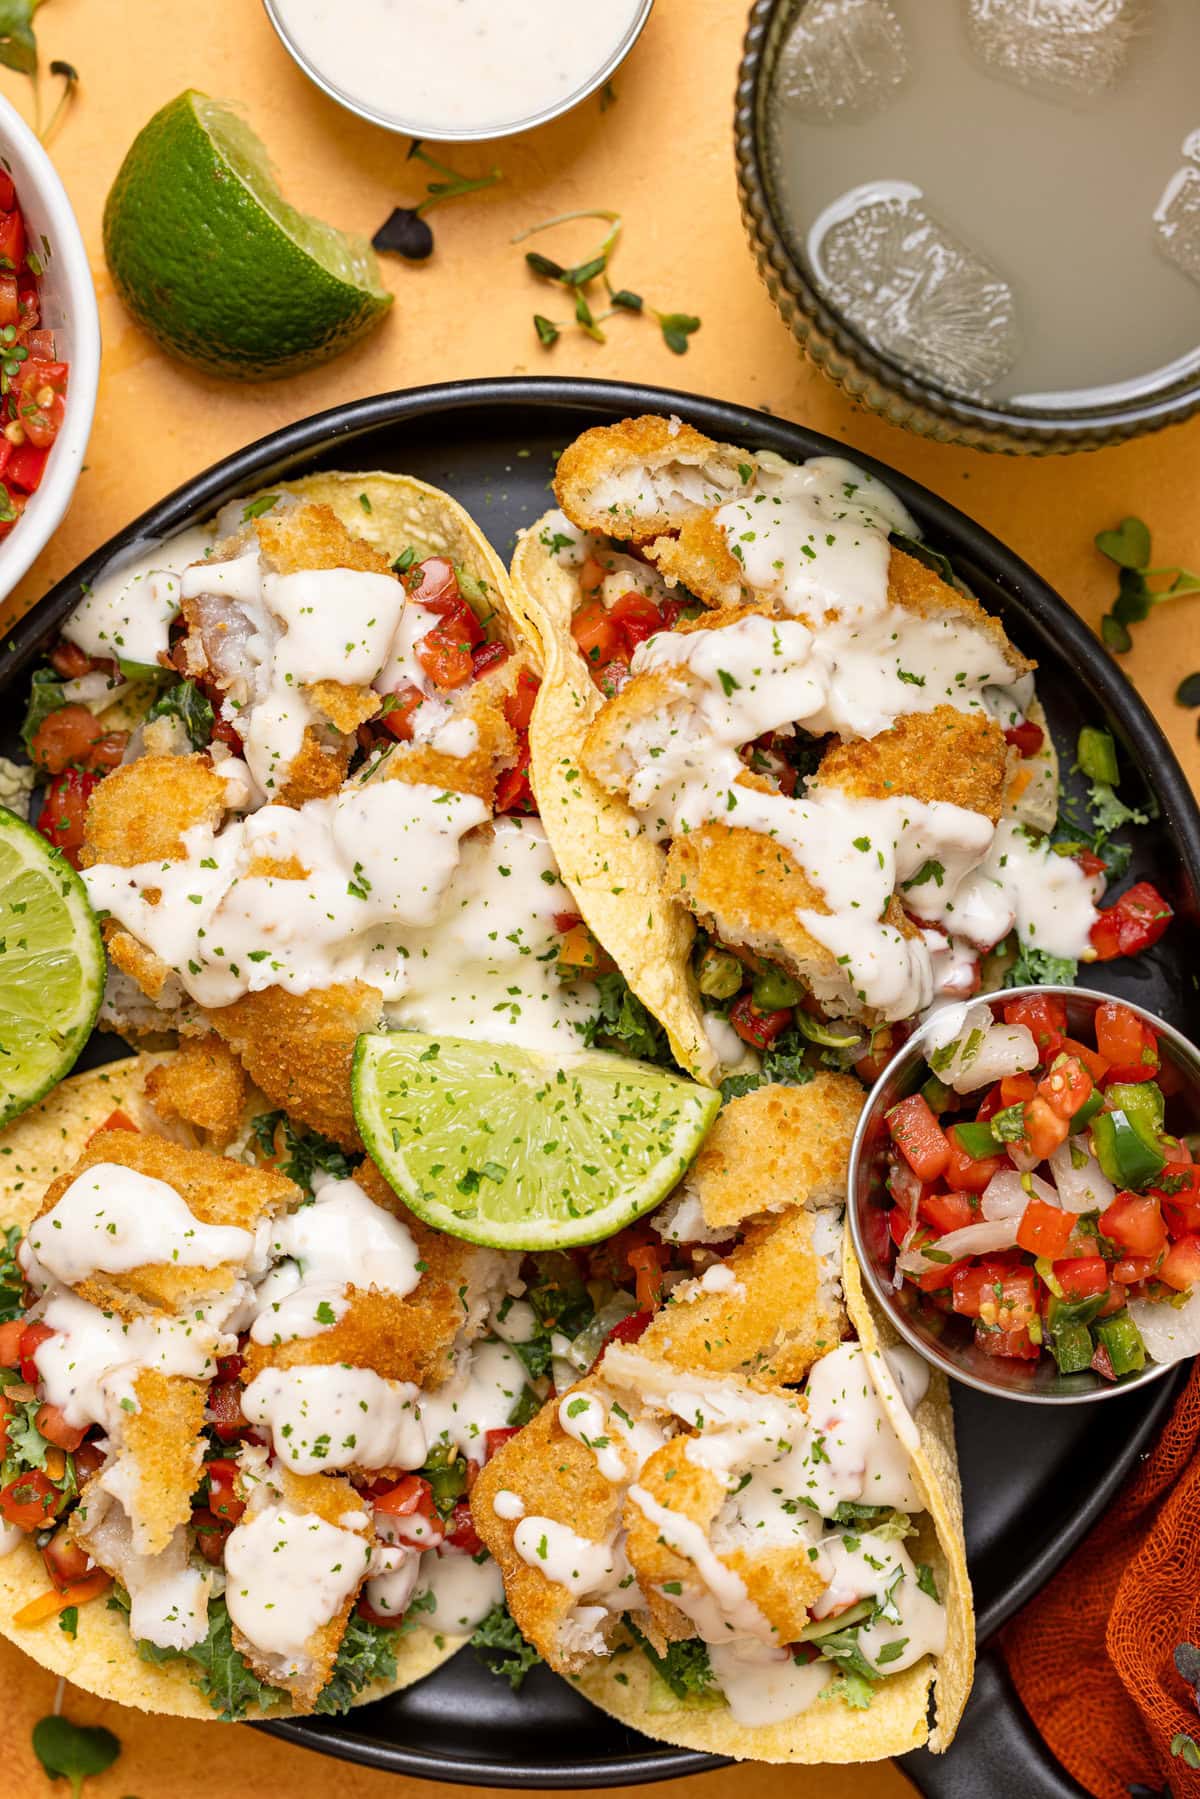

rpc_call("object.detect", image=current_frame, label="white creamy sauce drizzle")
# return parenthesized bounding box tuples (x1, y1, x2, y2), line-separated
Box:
(179, 549, 406, 797)
(411, 1548, 504, 1633)
(271, 0, 646, 136)
(708, 1640, 833, 1725)
(241, 1365, 425, 1475)
(28, 1163, 251, 1284)
(493, 1490, 526, 1521)
(628, 1482, 775, 1642)
(514, 1516, 619, 1598)
(27, 1288, 224, 1432)
(419, 1340, 527, 1460)
(811, 1534, 946, 1674)
(250, 1173, 421, 1345)
(557, 1392, 626, 1482)
(606, 452, 1097, 1017)
(223, 1501, 371, 1676)
(63, 525, 215, 669)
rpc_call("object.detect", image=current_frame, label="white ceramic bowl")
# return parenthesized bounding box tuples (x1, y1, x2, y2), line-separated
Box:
(0, 93, 99, 602)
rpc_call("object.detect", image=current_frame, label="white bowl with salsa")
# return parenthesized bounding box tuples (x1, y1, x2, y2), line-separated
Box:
(0, 92, 99, 603)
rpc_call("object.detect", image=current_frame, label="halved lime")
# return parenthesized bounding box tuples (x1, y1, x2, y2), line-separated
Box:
(0, 807, 104, 1129)
(103, 92, 392, 380)
(353, 1034, 720, 1250)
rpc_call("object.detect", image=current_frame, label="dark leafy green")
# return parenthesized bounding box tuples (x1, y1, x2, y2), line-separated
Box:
(1002, 944, 1078, 990)
(313, 1614, 398, 1714)
(720, 1027, 817, 1102)
(582, 970, 672, 1066)
(626, 1620, 716, 1701)
(471, 1602, 544, 1690)
(20, 665, 66, 754)
(249, 1111, 356, 1195)
(144, 679, 214, 750)
(0, 1222, 24, 1322)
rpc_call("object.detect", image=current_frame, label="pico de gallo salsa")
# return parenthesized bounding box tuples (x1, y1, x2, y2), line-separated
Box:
(881, 994, 1200, 1380)
(0, 168, 68, 536)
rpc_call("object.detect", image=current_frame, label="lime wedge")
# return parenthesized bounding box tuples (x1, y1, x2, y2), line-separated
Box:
(353, 1034, 720, 1250)
(0, 807, 104, 1129)
(103, 92, 392, 380)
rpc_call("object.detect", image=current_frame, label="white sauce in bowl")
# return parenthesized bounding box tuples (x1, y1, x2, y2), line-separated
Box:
(270, 0, 648, 137)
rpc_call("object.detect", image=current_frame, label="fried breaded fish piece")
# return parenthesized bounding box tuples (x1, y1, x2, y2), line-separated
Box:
(80, 1368, 209, 1557)
(815, 706, 1009, 820)
(372, 653, 522, 810)
(226, 1458, 374, 1713)
(676, 1077, 864, 1231)
(72, 1475, 212, 1631)
(80, 753, 227, 871)
(554, 415, 750, 543)
(242, 1158, 514, 1389)
(27, 1127, 296, 1322)
(144, 1031, 247, 1148)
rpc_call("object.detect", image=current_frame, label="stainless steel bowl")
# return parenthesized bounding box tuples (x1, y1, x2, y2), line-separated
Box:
(847, 985, 1200, 1404)
(263, 0, 654, 142)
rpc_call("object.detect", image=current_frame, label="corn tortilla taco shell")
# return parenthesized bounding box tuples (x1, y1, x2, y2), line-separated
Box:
(567, 1234, 973, 1761)
(0, 1058, 463, 1717)
(510, 521, 716, 1085)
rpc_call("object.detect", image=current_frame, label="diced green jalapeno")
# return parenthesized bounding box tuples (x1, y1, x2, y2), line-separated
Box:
(1069, 1087, 1105, 1134)
(953, 1120, 1001, 1160)
(697, 946, 743, 1000)
(1046, 1298, 1096, 1375)
(1077, 725, 1120, 787)
(1091, 1108, 1167, 1189)
(1104, 1081, 1164, 1134)
(1093, 1310, 1146, 1376)
(921, 1075, 953, 1114)
(990, 1102, 1027, 1143)
(751, 966, 804, 1011)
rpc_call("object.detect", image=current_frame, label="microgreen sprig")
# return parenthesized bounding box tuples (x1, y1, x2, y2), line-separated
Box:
(372, 140, 503, 261)
(516, 209, 701, 354)
(0, 2, 78, 141)
(1095, 514, 1200, 653)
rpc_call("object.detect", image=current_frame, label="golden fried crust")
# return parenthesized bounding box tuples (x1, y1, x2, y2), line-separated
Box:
(553, 417, 749, 543)
(887, 548, 1034, 678)
(682, 1077, 864, 1230)
(256, 504, 394, 579)
(471, 1377, 630, 1674)
(207, 980, 383, 1149)
(31, 1128, 296, 1320)
(307, 679, 382, 734)
(377, 656, 522, 810)
(104, 926, 177, 1006)
(638, 1204, 845, 1386)
(120, 1369, 208, 1556)
(579, 668, 687, 796)
(815, 706, 1009, 823)
(649, 515, 745, 608)
(143, 1032, 247, 1148)
(80, 755, 226, 869)
(231, 1462, 373, 1714)
(275, 724, 350, 808)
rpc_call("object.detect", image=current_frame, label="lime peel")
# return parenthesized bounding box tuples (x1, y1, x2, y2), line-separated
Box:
(0, 806, 104, 1129)
(352, 1033, 720, 1251)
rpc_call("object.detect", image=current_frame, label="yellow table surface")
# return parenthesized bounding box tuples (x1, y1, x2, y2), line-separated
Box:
(3, 0, 1199, 1793)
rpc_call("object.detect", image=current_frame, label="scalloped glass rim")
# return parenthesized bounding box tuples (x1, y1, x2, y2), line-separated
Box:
(734, 0, 1200, 454)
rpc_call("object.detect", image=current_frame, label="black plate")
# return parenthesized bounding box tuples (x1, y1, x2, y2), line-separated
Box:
(4, 378, 1198, 1793)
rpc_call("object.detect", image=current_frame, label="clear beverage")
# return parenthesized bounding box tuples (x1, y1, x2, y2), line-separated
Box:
(766, 0, 1200, 408)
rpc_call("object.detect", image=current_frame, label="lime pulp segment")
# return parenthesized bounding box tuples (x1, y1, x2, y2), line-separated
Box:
(0, 806, 104, 1128)
(352, 1033, 721, 1251)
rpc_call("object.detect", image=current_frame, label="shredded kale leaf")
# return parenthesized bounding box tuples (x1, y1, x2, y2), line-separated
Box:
(250, 1111, 356, 1195)
(20, 666, 67, 755)
(626, 1619, 717, 1702)
(527, 1250, 595, 1341)
(820, 1668, 876, 1711)
(582, 970, 672, 1066)
(0, 1224, 25, 1323)
(720, 1027, 817, 1102)
(144, 678, 214, 750)
(471, 1601, 544, 1690)
(313, 1614, 398, 1714)
(1002, 944, 1078, 990)
(1086, 779, 1149, 838)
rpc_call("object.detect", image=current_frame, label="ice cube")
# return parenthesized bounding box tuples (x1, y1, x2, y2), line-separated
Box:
(806, 182, 1021, 398)
(775, 0, 909, 125)
(1154, 163, 1200, 287)
(963, 0, 1144, 101)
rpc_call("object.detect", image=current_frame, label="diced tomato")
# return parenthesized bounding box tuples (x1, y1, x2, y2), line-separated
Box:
(571, 598, 620, 665)
(918, 1190, 977, 1235)
(0, 206, 25, 268)
(915, 1257, 970, 1294)
(1037, 1057, 1094, 1121)
(0, 271, 18, 331)
(0, 175, 15, 211)
(18, 1321, 54, 1385)
(206, 1457, 245, 1524)
(47, 640, 99, 680)
(603, 1310, 653, 1348)
(445, 1500, 483, 1554)
(380, 684, 426, 741)
(373, 1475, 435, 1517)
(608, 591, 665, 652)
(593, 648, 632, 698)
(206, 1380, 248, 1443)
(503, 668, 540, 732)
(628, 1243, 666, 1312)
(1089, 882, 1173, 963)
(1019, 1097, 1070, 1162)
(74, 1440, 105, 1482)
(1112, 1255, 1162, 1286)
(999, 1073, 1038, 1107)
(885, 1094, 951, 1182)
(1075, 850, 1107, 879)
(485, 1427, 520, 1460)
(944, 1141, 1006, 1194)
(1100, 1191, 1168, 1259)
(1002, 995, 1067, 1057)
(471, 639, 510, 681)
(417, 612, 478, 690)
(0, 1319, 24, 1367)
(0, 1469, 59, 1531)
(6, 440, 46, 493)
(1095, 1003, 1159, 1083)
(1063, 1037, 1110, 1083)
(36, 769, 99, 865)
(192, 1506, 232, 1568)
(952, 1262, 1038, 1329)
(1161, 1236, 1200, 1292)
(402, 554, 459, 603)
(15, 358, 67, 448)
(1158, 1164, 1200, 1234)
(42, 1526, 92, 1591)
(1004, 720, 1045, 758)
(98, 1109, 138, 1136)
(215, 1352, 243, 1382)
(975, 1323, 1042, 1360)
(34, 1404, 85, 1453)
(1052, 1256, 1109, 1301)
(729, 994, 793, 1050)
(26, 327, 54, 359)
(1017, 1199, 1075, 1259)
(495, 740, 536, 815)
(29, 703, 106, 774)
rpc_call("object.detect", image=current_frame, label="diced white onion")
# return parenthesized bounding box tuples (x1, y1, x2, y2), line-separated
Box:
(981, 1169, 1058, 1222)
(1128, 1289, 1200, 1365)
(1048, 1140, 1116, 1216)
(62, 672, 133, 711)
(898, 1216, 1020, 1273)
(949, 1024, 1039, 1094)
